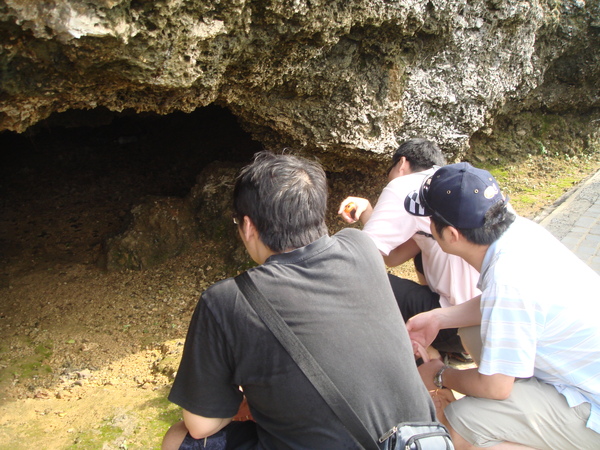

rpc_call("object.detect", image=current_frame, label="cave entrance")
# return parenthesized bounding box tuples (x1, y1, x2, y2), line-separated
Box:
(0, 105, 263, 275)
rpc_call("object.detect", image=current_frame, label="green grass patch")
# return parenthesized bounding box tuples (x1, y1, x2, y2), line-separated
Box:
(146, 391, 183, 432)
(65, 388, 182, 449)
(0, 338, 54, 386)
(478, 151, 600, 218)
(67, 420, 124, 449)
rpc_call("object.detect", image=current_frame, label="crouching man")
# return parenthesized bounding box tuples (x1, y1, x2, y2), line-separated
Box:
(162, 151, 436, 449)
(338, 138, 480, 359)
(405, 162, 600, 449)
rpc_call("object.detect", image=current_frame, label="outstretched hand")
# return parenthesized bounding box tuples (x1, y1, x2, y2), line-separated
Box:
(406, 311, 440, 354)
(338, 197, 371, 223)
(412, 340, 431, 364)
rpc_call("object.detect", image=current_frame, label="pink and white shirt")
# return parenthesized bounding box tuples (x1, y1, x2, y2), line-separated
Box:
(363, 169, 480, 307)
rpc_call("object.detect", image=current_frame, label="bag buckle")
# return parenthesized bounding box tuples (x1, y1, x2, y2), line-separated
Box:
(378, 425, 398, 443)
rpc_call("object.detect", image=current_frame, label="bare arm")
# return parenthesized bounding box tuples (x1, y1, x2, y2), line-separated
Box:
(414, 296, 513, 400)
(419, 359, 515, 400)
(382, 238, 420, 267)
(434, 294, 482, 329)
(444, 367, 515, 400)
(407, 295, 482, 350)
(183, 410, 233, 440)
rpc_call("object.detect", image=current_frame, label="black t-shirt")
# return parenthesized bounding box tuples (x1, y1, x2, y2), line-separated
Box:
(169, 228, 435, 449)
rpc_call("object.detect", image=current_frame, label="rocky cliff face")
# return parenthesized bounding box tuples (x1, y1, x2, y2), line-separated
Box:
(1, 0, 598, 159)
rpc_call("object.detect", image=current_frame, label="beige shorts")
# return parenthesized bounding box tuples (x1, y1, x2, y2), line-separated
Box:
(445, 376, 600, 449)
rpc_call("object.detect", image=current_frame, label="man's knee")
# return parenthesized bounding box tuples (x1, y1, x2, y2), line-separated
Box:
(387, 274, 440, 320)
(458, 326, 481, 366)
(162, 420, 188, 450)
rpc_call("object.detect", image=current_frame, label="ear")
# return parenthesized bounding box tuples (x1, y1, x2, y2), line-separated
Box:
(443, 226, 461, 244)
(241, 215, 258, 242)
(240, 216, 274, 265)
(389, 156, 406, 179)
(397, 156, 412, 176)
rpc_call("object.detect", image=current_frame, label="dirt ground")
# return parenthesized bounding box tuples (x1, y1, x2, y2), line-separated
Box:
(1, 115, 599, 449)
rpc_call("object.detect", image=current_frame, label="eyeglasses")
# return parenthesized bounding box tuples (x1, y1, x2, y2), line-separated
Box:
(232, 214, 240, 225)
(419, 175, 457, 229)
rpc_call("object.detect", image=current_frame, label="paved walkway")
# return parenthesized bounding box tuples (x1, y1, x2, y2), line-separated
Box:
(536, 168, 600, 273)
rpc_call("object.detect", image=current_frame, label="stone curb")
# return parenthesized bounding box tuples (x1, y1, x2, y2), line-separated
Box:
(535, 168, 600, 273)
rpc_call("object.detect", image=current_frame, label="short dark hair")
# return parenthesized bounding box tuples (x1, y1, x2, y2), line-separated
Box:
(233, 151, 328, 253)
(431, 200, 516, 246)
(388, 138, 446, 175)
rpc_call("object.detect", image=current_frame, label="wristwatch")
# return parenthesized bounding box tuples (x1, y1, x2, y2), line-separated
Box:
(434, 365, 448, 389)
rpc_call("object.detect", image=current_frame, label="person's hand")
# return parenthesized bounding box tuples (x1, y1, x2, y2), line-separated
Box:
(412, 340, 431, 364)
(417, 359, 445, 390)
(406, 310, 440, 352)
(430, 386, 456, 422)
(338, 197, 370, 223)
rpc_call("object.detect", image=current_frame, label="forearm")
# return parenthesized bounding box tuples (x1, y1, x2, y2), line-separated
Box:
(383, 239, 420, 267)
(358, 204, 373, 225)
(183, 410, 233, 439)
(441, 367, 514, 400)
(433, 295, 482, 330)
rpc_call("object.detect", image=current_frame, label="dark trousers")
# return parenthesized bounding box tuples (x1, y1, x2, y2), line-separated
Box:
(179, 422, 258, 450)
(387, 274, 464, 353)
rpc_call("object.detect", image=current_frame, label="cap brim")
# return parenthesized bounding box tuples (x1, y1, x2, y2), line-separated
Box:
(404, 189, 432, 217)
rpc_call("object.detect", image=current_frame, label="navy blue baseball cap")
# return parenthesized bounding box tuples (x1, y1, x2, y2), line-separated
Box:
(404, 162, 506, 229)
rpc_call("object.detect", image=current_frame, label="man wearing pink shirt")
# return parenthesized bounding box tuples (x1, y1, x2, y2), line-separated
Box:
(339, 138, 480, 356)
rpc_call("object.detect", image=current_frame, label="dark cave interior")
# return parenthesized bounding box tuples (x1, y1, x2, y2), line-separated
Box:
(0, 105, 263, 276)
(1, 105, 263, 197)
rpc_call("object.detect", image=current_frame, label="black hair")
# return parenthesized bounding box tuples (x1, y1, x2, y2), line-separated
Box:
(233, 151, 328, 253)
(431, 200, 516, 246)
(388, 138, 447, 175)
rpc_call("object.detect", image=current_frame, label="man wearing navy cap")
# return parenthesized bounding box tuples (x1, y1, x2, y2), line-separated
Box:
(405, 162, 600, 449)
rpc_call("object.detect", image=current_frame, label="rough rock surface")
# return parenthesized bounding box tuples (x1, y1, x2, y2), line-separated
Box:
(100, 161, 250, 270)
(1, 0, 598, 159)
(100, 196, 197, 270)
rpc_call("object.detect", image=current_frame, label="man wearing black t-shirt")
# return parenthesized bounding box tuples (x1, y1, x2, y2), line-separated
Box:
(162, 151, 435, 450)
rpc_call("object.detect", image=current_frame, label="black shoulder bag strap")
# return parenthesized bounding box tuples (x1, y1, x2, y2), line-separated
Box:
(234, 271, 380, 450)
